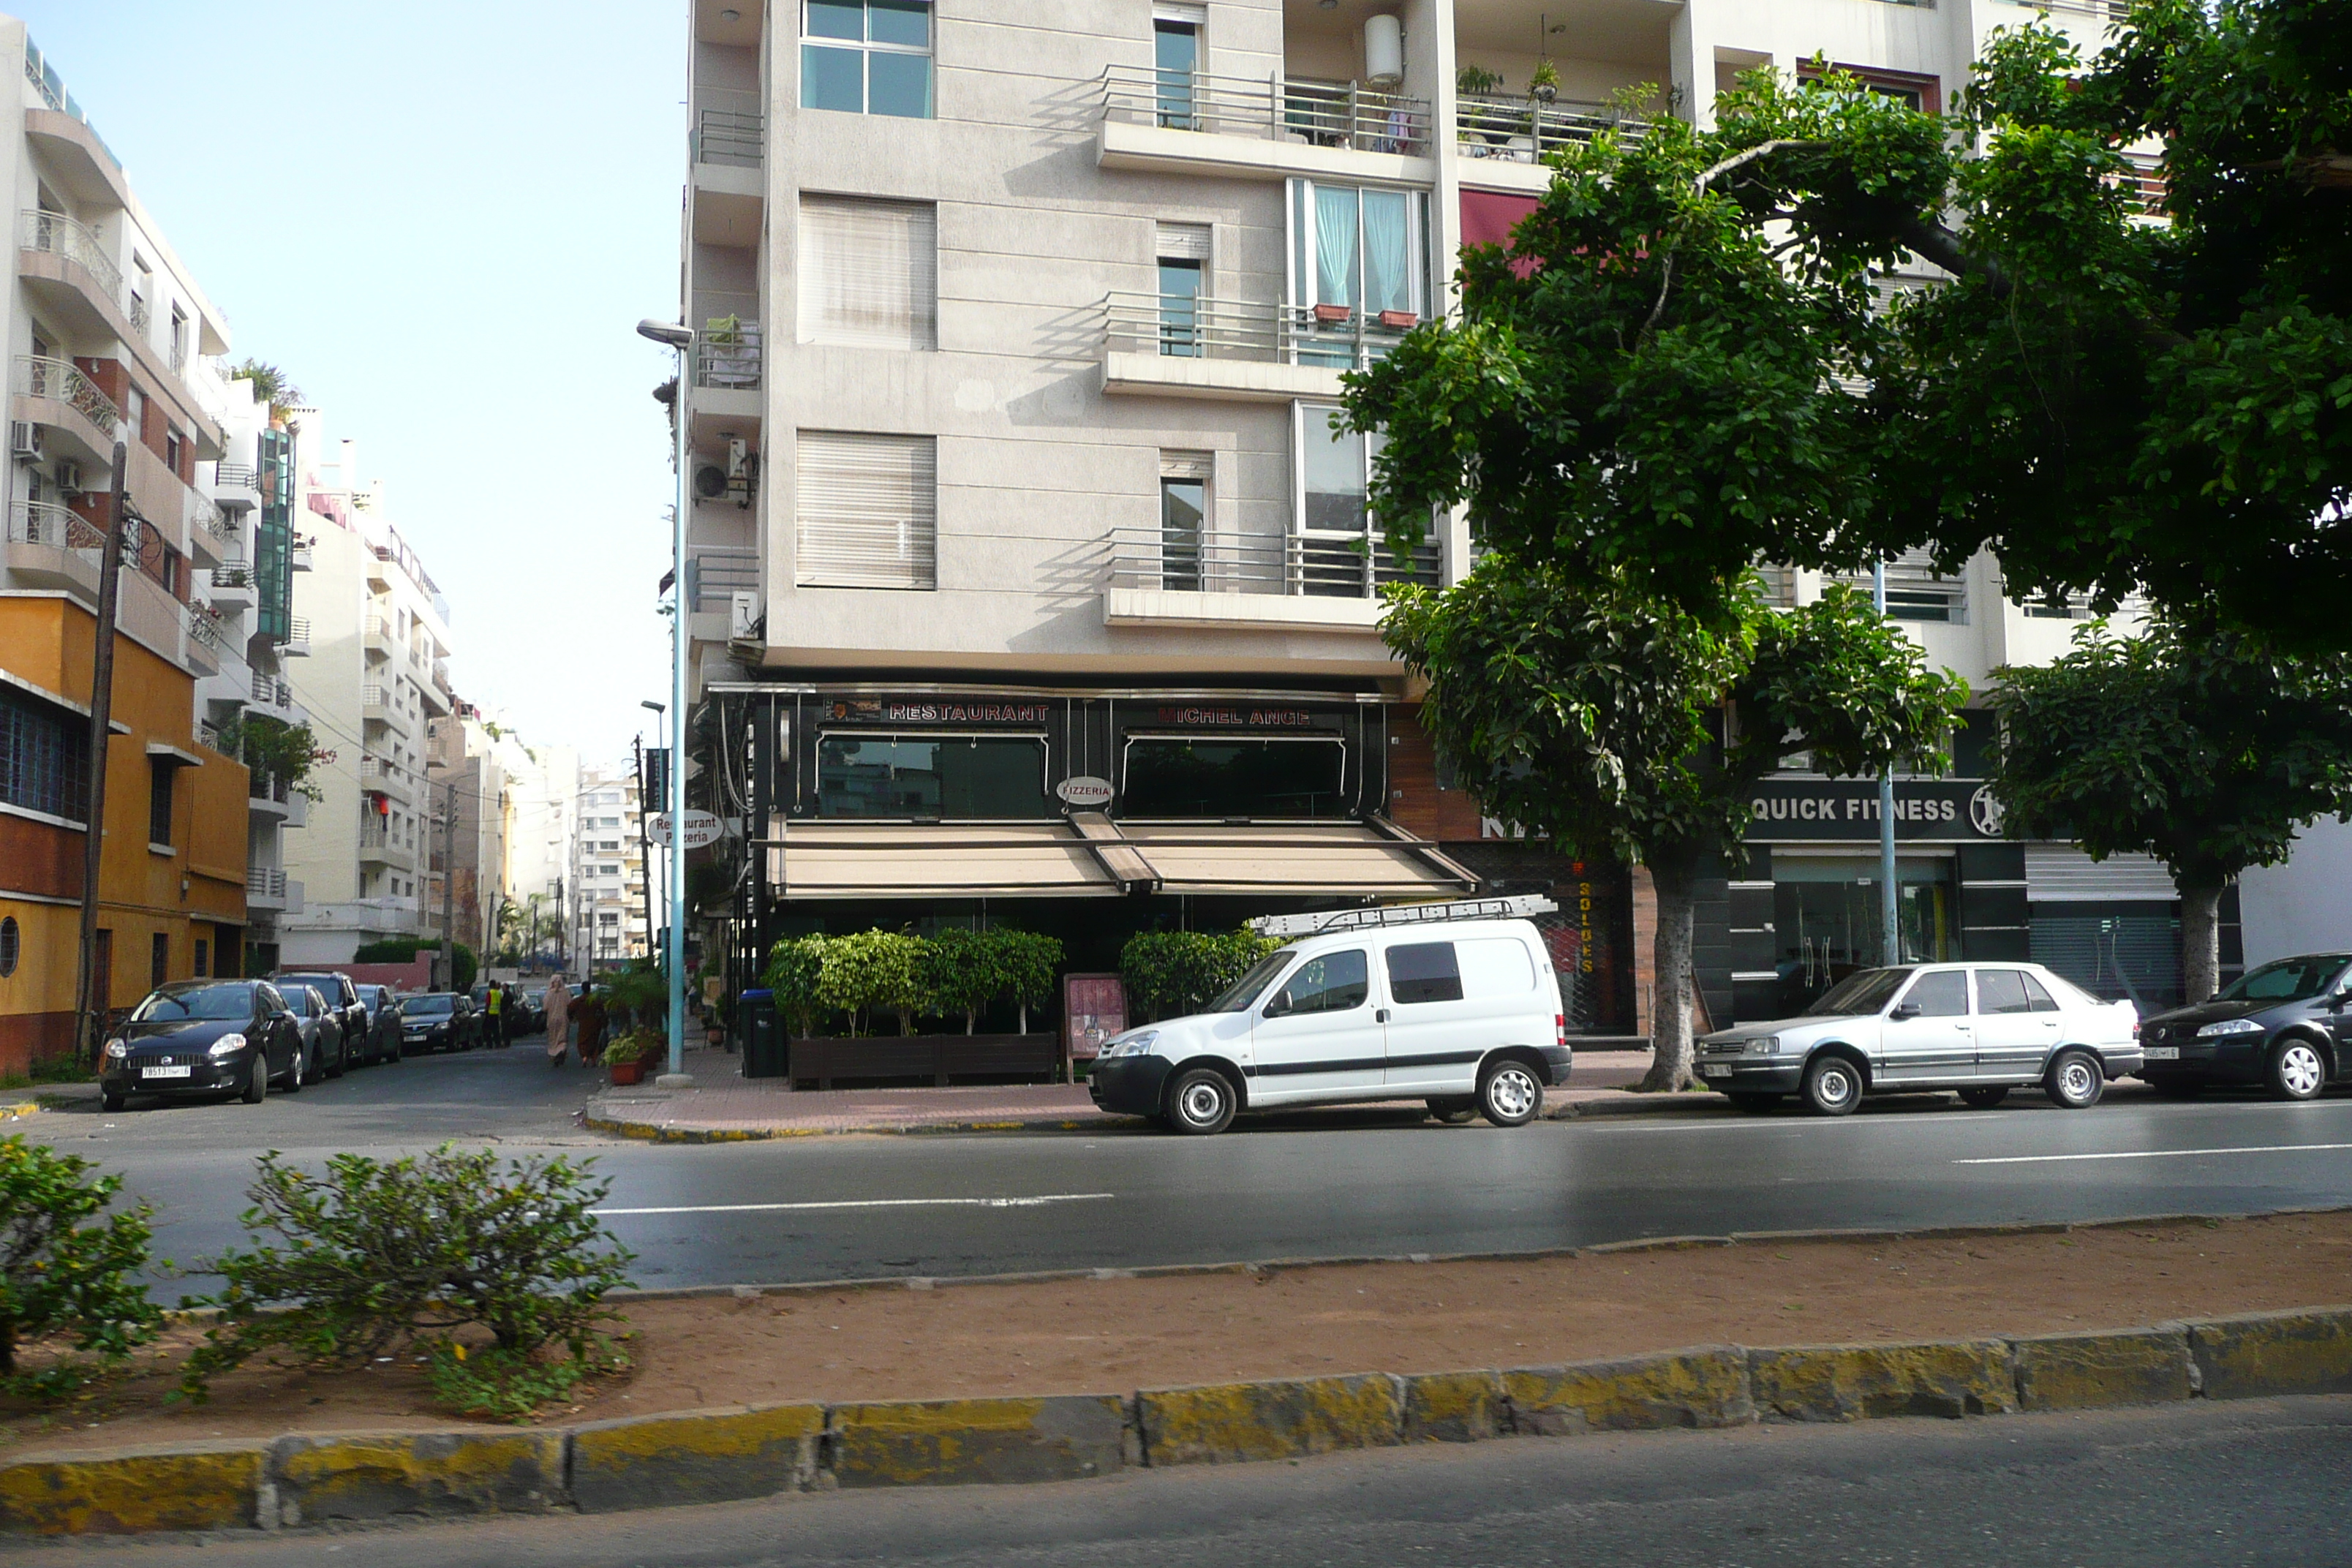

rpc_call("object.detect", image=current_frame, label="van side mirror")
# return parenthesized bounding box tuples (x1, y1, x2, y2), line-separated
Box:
(1263, 989, 1294, 1019)
(1889, 1003, 1920, 1022)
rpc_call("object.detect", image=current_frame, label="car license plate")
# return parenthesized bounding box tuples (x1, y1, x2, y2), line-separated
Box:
(2144, 1046, 2179, 1061)
(141, 1065, 192, 1079)
(1700, 1064, 1731, 1079)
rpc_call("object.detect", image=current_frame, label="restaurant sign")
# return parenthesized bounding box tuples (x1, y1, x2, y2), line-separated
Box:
(1746, 779, 2004, 843)
(827, 698, 1051, 725)
(1153, 706, 1326, 728)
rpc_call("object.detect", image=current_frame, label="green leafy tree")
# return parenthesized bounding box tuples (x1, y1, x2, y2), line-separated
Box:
(924, 928, 1009, 1036)
(1120, 931, 1280, 1022)
(1385, 565, 1965, 1089)
(0, 1136, 162, 1396)
(996, 930, 1065, 1036)
(228, 358, 304, 424)
(763, 934, 829, 1036)
(817, 931, 927, 1036)
(1989, 620, 2352, 1003)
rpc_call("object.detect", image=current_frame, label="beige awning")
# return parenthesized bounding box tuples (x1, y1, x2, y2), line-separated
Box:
(764, 816, 1476, 901)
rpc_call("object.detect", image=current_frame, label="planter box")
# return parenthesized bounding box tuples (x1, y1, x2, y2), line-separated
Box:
(790, 1033, 1060, 1091)
(609, 1061, 646, 1085)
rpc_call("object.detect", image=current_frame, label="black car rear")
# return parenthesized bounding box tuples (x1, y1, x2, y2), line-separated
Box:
(2137, 954, 2352, 1100)
(277, 972, 369, 1073)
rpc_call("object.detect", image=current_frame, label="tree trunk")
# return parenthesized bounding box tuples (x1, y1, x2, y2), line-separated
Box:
(1637, 853, 1701, 1093)
(1019, 1002, 1030, 1036)
(2180, 877, 2225, 1005)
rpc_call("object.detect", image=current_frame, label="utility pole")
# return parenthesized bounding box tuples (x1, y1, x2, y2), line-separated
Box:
(72, 442, 132, 1062)
(437, 780, 458, 990)
(1873, 560, 1899, 965)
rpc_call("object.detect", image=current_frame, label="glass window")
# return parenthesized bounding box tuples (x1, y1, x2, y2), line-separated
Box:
(1153, 18, 1199, 128)
(132, 983, 257, 1022)
(1975, 969, 2032, 1014)
(1387, 942, 1463, 1005)
(149, 757, 175, 845)
(1, 685, 91, 823)
(2217, 956, 2352, 1004)
(1901, 970, 1969, 1017)
(803, 0, 933, 118)
(2019, 971, 2059, 1013)
(817, 734, 1051, 818)
(1804, 967, 1912, 1017)
(1290, 181, 1429, 323)
(1273, 949, 1369, 1015)
(1160, 477, 1205, 589)
(1210, 949, 1294, 1012)
(1301, 408, 1368, 535)
(1158, 258, 1202, 357)
(1122, 736, 1346, 818)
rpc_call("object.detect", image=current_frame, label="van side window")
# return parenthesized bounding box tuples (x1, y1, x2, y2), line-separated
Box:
(1385, 942, 1463, 1005)
(1275, 950, 1369, 1014)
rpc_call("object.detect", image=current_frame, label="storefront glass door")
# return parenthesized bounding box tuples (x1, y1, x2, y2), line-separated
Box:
(1771, 855, 1957, 1012)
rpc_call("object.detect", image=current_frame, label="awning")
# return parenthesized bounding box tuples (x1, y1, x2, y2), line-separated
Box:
(764, 816, 1477, 901)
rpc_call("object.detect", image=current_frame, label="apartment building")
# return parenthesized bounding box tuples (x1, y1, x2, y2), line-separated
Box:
(572, 764, 647, 973)
(276, 418, 456, 962)
(671, 0, 2217, 1026)
(426, 705, 579, 964)
(1, 23, 254, 1071)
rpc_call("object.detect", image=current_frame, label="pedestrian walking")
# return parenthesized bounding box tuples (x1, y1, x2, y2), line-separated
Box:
(486, 981, 505, 1047)
(543, 976, 571, 1068)
(576, 987, 608, 1067)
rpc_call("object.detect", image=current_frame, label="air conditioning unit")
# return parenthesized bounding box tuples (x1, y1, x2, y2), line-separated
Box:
(725, 437, 750, 479)
(690, 460, 729, 502)
(53, 459, 84, 494)
(728, 590, 763, 642)
(9, 422, 39, 461)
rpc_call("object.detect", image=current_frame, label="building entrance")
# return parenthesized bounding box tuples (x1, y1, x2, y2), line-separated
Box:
(1771, 854, 1958, 1011)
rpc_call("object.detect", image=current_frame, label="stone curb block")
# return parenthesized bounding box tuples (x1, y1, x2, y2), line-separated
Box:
(0, 1444, 264, 1536)
(2010, 1326, 2195, 1411)
(1504, 1345, 1755, 1435)
(569, 1403, 823, 1514)
(828, 1395, 1125, 1487)
(1139, 1373, 1404, 1466)
(2188, 1306, 2352, 1401)
(0, 1100, 42, 1125)
(1401, 1371, 1507, 1443)
(268, 1431, 567, 1524)
(1749, 1339, 2019, 1422)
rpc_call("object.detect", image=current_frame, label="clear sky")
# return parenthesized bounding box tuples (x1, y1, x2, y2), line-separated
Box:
(15, 1, 687, 773)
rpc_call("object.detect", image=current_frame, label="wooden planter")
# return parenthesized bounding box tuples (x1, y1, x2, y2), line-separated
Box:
(789, 1033, 1060, 1091)
(608, 1060, 646, 1085)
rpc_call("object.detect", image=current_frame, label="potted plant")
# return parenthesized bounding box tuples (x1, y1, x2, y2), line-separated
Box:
(603, 1032, 652, 1085)
(1529, 59, 1559, 102)
(1456, 64, 1502, 97)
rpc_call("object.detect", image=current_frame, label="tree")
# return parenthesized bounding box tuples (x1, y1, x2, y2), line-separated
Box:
(227, 359, 304, 425)
(0, 1135, 160, 1395)
(816, 931, 925, 1036)
(996, 930, 1063, 1036)
(1988, 619, 2352, 1003)
(924, 929, 1007, 1036)
(1384, 565, 1964, 1090)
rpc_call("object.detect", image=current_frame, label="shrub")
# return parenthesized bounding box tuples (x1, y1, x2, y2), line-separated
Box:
(604, 959, 668, 1029)
(924, 929, 1007, 1035)
(0, 1135, 162, 1398)
(179, 1146, 636, 1420)
(1120, 930, 1280, 1021)
(817, 930, 926, 1036)
(763, 934, 829, 1036)
(601, 1030, 655, 1066)
(996, 930, 1064, 1034)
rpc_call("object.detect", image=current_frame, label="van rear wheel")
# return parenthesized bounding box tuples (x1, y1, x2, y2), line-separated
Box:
(1164, 1068, 1237, 1136)
(1477, 1062, 1543, 1128)
(1426, 1097, 1477, 1125)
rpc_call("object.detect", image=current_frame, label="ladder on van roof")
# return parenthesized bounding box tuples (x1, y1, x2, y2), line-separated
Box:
(1248, 895, 1560, 941)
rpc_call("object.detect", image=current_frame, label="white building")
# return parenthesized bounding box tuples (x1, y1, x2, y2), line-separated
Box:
(572, 764, 647, 975)
(426, 706, 578, 966)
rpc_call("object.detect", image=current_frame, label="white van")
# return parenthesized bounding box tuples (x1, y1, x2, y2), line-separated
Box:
(1087, 899, 1572, 1135)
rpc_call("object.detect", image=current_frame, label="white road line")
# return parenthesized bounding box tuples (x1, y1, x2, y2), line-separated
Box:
(594, 1193, 1116, 1217)
(1953, 1142, 2352, 1166)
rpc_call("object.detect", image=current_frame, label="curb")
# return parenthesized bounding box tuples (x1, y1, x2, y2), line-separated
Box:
(9, 1305, 2350, 1537)
(0, 1100, 39, 1126)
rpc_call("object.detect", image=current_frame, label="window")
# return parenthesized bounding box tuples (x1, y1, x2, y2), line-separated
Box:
(162, 546, 182, 598)
(1900, 970, 1969, 1017)
(1387, 942, 1463, 1005)
(796, 431, 938, 589)
(802, 0, 932, 119)
(1296, 404, 1423, 596)
(1153, 7, 1202, 129)
(165, 429, 183, 472)
(0, 916, 17, 977)
(1156, 223, 1207, 358)
(1159, 452, 1210, 591)
(1273, 949, 1369, 1015)
(1, 685, 90, 823)
(817, 733, 1051, 818)
(1121, 735, 1347, 818)
(799, 196, 938, 350)
(1289, 181, 1431, 350)
(194, 938, 208, 978)
(1975, 969, 2032, 1014)
(151, 758, 176, 845)
(170, 306, 189, 365)
(151, 932, 169, 991)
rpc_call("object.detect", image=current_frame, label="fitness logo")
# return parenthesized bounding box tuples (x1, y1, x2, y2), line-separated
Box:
(1969, 785, 2005, 838)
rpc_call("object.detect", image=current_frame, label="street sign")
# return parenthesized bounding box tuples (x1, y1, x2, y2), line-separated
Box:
(647, 810, 723, 848)
(1058, 775, 1113, 807)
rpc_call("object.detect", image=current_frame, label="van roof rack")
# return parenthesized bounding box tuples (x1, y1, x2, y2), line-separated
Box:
(1249, 894, 1558, 941)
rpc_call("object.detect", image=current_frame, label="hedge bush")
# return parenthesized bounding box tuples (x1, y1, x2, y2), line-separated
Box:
(817, 930, 926, 1036)
(761, 928, 1068, 1036)
(1120, 930, 1281, 1021)
(0, 1135, 162, 1398)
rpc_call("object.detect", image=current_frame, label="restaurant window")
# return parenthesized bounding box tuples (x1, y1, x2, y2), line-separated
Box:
(1, 685, 90, 823)
(799, 195, 937, 350)
(1121, 735, 1348, 818)
(817, 733, 1052, 818)
(803, 0, 933, 119)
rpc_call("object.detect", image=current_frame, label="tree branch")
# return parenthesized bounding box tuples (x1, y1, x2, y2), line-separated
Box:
(1643, 142, 1830, 344)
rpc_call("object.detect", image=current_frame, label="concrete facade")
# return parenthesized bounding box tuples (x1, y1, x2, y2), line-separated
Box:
(573, 763, 648, 975)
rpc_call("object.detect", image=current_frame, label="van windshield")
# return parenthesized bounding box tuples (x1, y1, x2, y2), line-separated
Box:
(1803, 968, 1912, 1017)
(1207, 949, 1296, 1013)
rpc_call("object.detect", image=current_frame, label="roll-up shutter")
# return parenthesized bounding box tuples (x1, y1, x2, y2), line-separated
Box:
(1155, 222, 1210, 263)
(799, 196, 938, 350)
(2024, 846, 2178, 902)
(796, 431, 938, 590)
(1158, 450, 1213, 481)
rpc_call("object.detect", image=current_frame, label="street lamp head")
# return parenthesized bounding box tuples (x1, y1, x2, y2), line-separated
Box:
(641, 700, 666, 714)
(636, 318, 695, 349)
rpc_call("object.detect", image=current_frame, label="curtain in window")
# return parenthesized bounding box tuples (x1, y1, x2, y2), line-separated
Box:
(796, 431, 938, 589)
(1313, 186, 1360, 309)
(1360, 190, 1410, 317)
(800, 196, 938, 350)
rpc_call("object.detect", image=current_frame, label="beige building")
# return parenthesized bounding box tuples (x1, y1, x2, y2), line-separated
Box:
(572, 763, 647, 974)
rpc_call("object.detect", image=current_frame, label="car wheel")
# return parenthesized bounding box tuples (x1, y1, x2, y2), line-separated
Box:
(385, 1036, 402, 1065)
(1801, 1054, 1863, 1116)
(244, 1052, 269, 1104)
(284, 1041, 304, 1093)
(101, 1088, 126, 1112)
(2046, 1048, 2105, 1109)
(325, 1039, 346, 1079)
(1164, 1068, 1237, 1136)
(1958, 1085, 2010, 1109)
(1478, 1060, 1543, 1128)
(2268, 1039, 2328, 1101)
(1725, 1091, 1783, 1112)
(1426, 1096, 1477, 1125)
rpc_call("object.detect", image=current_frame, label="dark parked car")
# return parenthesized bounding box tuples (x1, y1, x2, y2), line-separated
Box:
(99, 980, 306, 1110)
(2138, 953, 2352, 1100)
(352, 984, 406, 1065)
(402, 992, 479, 1053)
(276, 971, 368, 1077)
(282, 984, 347, 1085)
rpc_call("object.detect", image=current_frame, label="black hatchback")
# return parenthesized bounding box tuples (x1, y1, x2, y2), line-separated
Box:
(99, 981, 304, 1110)
(2136, 954, 2352, 1101)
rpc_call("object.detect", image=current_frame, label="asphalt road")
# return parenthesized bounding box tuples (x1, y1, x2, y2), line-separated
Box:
(26, 1037, 2352, 1296)
(7, 1397, 2348, 1565)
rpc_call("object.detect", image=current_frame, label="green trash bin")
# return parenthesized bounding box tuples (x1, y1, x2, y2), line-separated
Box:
(740, 990, 785, 1079)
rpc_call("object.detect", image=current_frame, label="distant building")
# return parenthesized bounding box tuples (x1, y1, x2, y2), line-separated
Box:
(571, 764, 647, 974)
(426, 705, 578, 968)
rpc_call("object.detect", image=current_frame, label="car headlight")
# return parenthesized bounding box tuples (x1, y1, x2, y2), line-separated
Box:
(102, 1039, 127, 1060)
(1101, 1030, 1159, 1058)
(2197, 1018, 2265, 1039)
(1745, 1035, 1782, 1055)
(208, 1033, 247, 1058)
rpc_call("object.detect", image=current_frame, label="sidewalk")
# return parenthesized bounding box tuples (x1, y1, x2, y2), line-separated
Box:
(578, 1047, 1720, 1142)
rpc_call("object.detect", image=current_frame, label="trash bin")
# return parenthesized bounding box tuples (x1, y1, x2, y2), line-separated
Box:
(739, 990, 785, 1079)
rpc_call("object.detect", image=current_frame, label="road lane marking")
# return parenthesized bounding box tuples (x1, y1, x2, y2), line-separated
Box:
(595, 1193, 1116, 1217)
(1953, 1142, 2352, 1166)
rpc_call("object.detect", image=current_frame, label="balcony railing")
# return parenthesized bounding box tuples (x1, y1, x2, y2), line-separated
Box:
(15, 355, 122, 436)
(249, 769, 290, 804)
(213, 461, 258, 490)
(693, 105, 763, 167)
(186, 604, 229, 654)
(10, 497, 107, 559)
(1833, 551, 1969, 624)
(693, 327, 762, 391)
(361, 682, 393, 709)
(187, 494, 230, 546)
(20, 208, 122, 300)
(251, 670, 292, 709)
(1103, 293, 1417, 371)
(1101, 66, 1431, 157)
(277, 616, 311, 651)
(359, 755, 410, 791)
(246, 866, 288, 900)
(1104, 526, 1439, 600)
(127, 293, 150, 333)
(1456, 94, 1649, 164)
(2111, 151, 2167, 216)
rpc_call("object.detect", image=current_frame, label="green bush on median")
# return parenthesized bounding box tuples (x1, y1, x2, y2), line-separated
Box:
(177, 1145, 636, 1421)
(0, 1134, 163, 1401)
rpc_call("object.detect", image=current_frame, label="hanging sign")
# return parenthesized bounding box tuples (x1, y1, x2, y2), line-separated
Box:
(647, 810, 724, 848)
(1057, 776, 1114, 807)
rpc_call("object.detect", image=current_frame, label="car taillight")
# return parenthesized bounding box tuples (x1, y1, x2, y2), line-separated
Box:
(1556, 1014, 1567, 1049)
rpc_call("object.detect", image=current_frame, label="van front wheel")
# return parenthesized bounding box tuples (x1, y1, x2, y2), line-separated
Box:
(1165, 1068, 1237, 1136)
(1478, 1062, 1543, 1128)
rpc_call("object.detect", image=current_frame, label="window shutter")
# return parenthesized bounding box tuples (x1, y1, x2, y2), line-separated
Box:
(1155, 222, 1210, 263)
(796, 431, 938, 590)
(1159, 449, 1213, 481)
(799, 196, 938, 350)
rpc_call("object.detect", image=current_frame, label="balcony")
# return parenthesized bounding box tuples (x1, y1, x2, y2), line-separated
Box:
(358, 824, 418, 873)
(1100, 525, 1439, 634)
(186, 494, 231, 566)
(290, 536, 314, 571)
(211, 461, 260, 512)
(690, 82, 763, 250)
(276, 616, 311, 657)
(693, 328, 761, 393)
(1098, 67, 1433, 182)
(18, 208, 136, 347)
(1455, 94, 1649, 192)
(361, 681, 409, 733)
(246, 865, 290, 909)
(206, 562, 256, 613)
(693, 102, 761, 167)
(363, 614, 396, 662)
(246, 668, 300, 723)
(360, 754, 415, 804)
(1101, 294, 1414, 402)
(13, 354, 122, 467)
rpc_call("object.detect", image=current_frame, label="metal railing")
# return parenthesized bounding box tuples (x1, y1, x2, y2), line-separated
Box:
(361, 682, 393, 709)
(186, 605, 228, 654)
(694, 327, 762, 391)
(431, 658, 452, 695)
(278, 616, 311, 647)
(1103, 292, 1416, 370)
(693, 105, 763, 167)
(2112, 151, 2167, 216)
(246, 866, 288, 900)
(359, 755, 409, 791)
(1833, 551, 1968, 624)
(213, 461, 258, 490)
(10, 497, 107, 559)
(1456, 94, 1648, 162)
(1104, 525, 1439, 599)
(687, 549, 758, 611)
(15, 355, 122, 436)
(251, 670, 292, 709)
(210, 564, 252, 591)
(127, 293, 149, 333)
(1101, 65, 1431, 157)
(20, 208, 122, 300)
(187, 495, 230, 545)
(249, 767, 289, 804)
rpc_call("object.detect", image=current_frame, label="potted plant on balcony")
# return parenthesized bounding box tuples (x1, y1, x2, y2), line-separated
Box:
(1529, 60, 1559, 102)
(1456, 64, 1503, 97)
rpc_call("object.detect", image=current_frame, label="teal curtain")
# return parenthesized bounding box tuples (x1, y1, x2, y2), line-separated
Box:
(1361, 190, 1409, 316)
(1314, 186, 1359, 308)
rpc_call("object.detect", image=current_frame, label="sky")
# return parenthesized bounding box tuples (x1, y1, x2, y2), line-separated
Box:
(16, 1, 688, 772)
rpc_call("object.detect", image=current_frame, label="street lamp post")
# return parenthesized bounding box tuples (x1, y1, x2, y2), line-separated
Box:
(637, 318, 694, 1086)
(1873, 559, 1899, 965)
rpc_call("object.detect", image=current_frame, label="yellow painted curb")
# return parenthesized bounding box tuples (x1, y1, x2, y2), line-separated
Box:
(1504, 1344, 1755, 1433)
(1139, 1373, 1403, 1466)
(1749, 1339, 2019, 1422)
(829, 1395, 1126, 1487)
(2010, 1326, 2195, 1411)
(1401, 1370, 1507, 1443)
(571, 1403, 823, 1513)
(2188, 1305, 2352, 1400)
(268, 1431, 565, 1523)
(0, 1444, 263, 1536)
(0, 1100, 42, 1124)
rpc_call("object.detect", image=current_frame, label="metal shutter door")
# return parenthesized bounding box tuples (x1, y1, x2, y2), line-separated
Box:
(2024, 847, 2179, 902)
(795, 431, 938, 590)
(799, 197, 937, 350)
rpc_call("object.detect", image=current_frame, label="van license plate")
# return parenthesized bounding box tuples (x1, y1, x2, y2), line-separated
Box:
(142, 1065, 192, 1079)
(2144, 1047, 2179, 1061)
(1699, 1065, 1731, 1079)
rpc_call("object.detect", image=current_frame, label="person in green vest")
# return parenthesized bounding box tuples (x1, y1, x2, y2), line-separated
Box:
(486, 981, 505, 1047)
